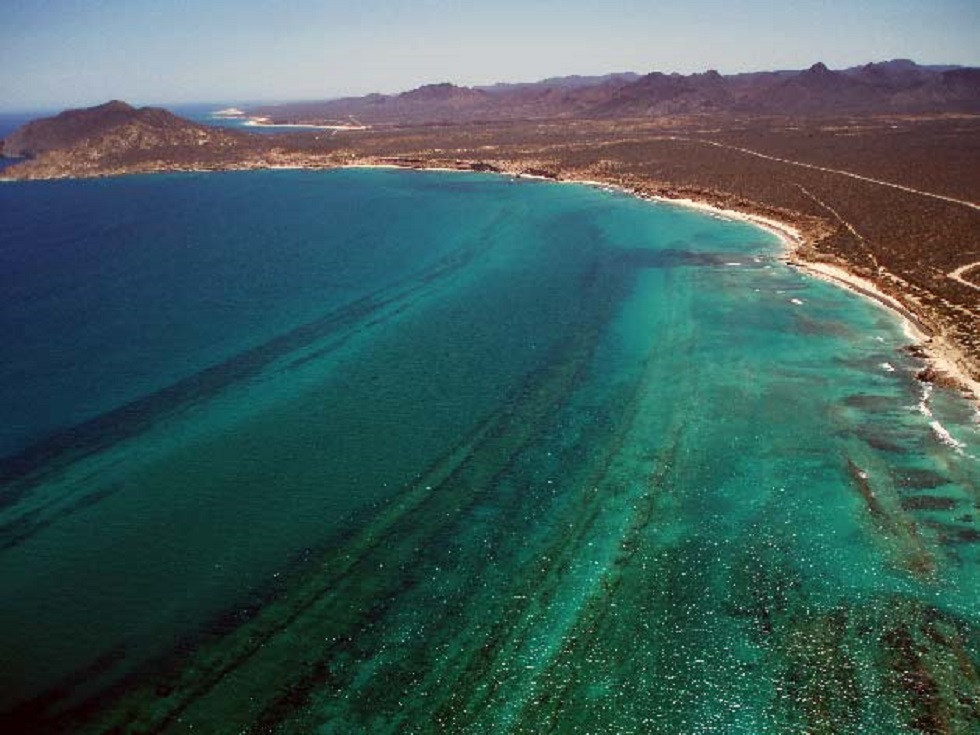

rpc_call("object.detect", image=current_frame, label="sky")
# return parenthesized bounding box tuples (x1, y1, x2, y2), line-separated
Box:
(2, 0, 979, 112)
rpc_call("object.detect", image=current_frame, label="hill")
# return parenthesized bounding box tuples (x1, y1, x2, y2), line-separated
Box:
(1, 100, 273, 177)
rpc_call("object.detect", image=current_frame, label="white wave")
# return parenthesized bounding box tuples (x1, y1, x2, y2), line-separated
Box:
(930, 420, 966, 452)
(790, 298, 804, 305)
(914, 383, 934, 418)
(879, 362, 895, 373)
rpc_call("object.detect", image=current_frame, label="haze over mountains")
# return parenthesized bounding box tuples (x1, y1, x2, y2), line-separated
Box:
(251, 60, 980, 125)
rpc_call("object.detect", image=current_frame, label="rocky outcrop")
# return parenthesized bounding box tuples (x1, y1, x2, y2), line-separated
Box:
(4, 100, 253, 158)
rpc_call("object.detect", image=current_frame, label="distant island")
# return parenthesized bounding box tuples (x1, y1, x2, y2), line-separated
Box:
(2, 60, 979, 401)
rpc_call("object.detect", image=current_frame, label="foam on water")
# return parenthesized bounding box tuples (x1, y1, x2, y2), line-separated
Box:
(915, 382, 934, 417)
(930, 420, 966, 452)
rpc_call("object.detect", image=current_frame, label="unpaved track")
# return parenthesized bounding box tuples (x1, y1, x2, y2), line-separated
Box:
(680, 138, 980, 213)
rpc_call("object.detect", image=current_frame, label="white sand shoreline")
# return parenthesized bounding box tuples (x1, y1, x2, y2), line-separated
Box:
(345, 165, 978, 402)
(405, 165, 979, 405)
(646, 195, 977, 404)
(243, 119, 369, 131)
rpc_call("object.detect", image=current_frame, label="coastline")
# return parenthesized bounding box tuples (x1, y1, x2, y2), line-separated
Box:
(545, 172, 980, 406)
(242, 118, 369, 131)
(651, 197, 980, 404)
(3, 154, 977, 405)
(389, 160, 980, 405)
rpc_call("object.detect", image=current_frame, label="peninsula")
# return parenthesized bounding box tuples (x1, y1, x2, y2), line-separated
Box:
(3, 61, 979, 398)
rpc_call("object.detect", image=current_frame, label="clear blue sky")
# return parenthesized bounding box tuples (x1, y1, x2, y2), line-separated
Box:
(3, 0, 978, 111)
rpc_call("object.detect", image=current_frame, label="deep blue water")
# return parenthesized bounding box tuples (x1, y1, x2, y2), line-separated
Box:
(0, 170, 516, 457)
(0, 169, 977, 733)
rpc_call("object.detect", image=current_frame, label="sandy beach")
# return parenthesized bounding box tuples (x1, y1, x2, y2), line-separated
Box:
(338, 162, 979, 404)
(538, 173, 978, 407)
(681, 208, 978, 404)
(243, 118, 369, 131)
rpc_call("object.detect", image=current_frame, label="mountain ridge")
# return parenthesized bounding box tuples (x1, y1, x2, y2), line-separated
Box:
(249, 60, 980, 125)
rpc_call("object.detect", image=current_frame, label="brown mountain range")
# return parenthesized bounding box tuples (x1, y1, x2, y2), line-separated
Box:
(250, 60, 980, 126)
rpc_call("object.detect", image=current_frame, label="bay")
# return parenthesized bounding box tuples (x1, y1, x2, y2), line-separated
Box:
(0, 169, 977, 733)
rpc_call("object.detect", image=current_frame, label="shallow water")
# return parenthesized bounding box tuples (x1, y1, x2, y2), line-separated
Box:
(0, 169, 977, 733)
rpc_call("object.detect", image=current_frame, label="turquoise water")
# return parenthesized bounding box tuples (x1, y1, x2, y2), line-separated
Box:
(168, 103, 310, 134)
(0, 169, 977, 733)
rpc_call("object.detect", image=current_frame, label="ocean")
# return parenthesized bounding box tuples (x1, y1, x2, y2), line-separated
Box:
(0, 169, 977, 733)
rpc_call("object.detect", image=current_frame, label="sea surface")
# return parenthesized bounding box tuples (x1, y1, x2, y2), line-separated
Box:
(170, 102, 336, 134)
(0, 169, 977, 733)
